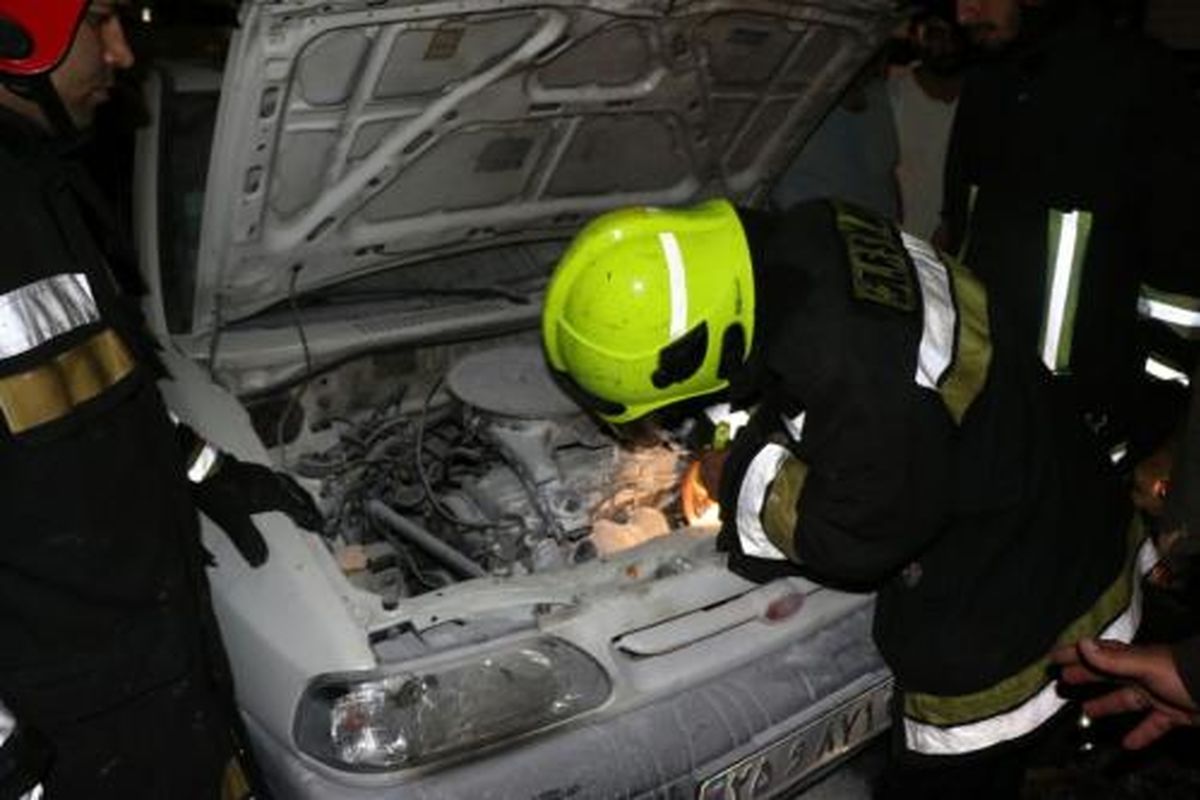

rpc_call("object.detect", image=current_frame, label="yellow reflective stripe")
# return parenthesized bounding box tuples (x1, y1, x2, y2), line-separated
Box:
(937, 254, 992, 424)
(0, 328, 135, 433)
(220, 757, 253, 800)
(904, 517, 1145, 727)
(735, 444, 793, 561)
(1039, 209, 1093, 374)
(761, 457, 808, 561)
(904, 580, 1142, 755)
(955, 183, 980, 262)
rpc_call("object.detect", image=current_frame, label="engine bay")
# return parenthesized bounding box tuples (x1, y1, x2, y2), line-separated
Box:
(254, 343, 714, 603)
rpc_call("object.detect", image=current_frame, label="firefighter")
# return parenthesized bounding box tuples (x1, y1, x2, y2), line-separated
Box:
(942, 0, 1200, 467)
(1050, 363, 1200, 759)
(542, 198, 1147, 797)
(0, 2, 321, 797)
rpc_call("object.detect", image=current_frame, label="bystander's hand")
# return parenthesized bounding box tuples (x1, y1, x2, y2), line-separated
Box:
(1051, 638, 1199, 749)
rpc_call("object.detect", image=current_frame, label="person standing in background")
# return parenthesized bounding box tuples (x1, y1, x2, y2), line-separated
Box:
(889, 2, 966, 240)
(772, 54, 899, 219)
(941, 0, 1200, 471)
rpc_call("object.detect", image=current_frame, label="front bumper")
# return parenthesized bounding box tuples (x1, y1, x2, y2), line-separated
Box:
(247, 602, 888, 799)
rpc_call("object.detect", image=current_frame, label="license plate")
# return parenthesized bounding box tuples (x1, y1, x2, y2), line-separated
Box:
(697, 680, 893, 800)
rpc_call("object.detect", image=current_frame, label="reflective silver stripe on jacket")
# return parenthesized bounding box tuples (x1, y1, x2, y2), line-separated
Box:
(0, 273, 99, 360)
(0, 703, 42, 799)
(1138, 285, 1200, 331)
(735, 443, 793, 561)
(1039, 209, 1093, 374)
(902, 232, 956, 391)
(187, 442, 221, 483)
(903, 538, 1155, 755)
(781, 411, 806, 442)
(0, 699, 13, 747)
(1145, 355, 1190, 386)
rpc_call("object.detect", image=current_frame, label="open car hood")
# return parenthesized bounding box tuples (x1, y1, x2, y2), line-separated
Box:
(195, 0, 898, 329)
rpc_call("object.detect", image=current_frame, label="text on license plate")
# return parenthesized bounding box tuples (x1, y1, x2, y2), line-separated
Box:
(697, 679, 893, 800)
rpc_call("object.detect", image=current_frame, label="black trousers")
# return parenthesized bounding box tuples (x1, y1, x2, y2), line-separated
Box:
(41, 672, 234, 800)
(876, 699, 1084, 800)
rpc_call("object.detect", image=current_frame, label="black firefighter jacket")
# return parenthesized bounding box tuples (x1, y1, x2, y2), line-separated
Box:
(0, 107, 232, 794)
(942, 5, 1200, 454)
(718, 200, 1142, 757)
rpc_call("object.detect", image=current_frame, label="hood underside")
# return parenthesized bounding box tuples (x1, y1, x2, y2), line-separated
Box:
(196, 0, 898, 329)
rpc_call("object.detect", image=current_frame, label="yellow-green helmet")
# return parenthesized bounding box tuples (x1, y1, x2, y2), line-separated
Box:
(542, 198, 755, 423)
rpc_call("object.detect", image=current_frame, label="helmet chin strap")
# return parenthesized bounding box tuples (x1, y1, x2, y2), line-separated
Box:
(1, 72, 81, 143)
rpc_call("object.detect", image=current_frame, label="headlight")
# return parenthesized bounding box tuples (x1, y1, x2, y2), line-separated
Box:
(295, 637, 611, 771)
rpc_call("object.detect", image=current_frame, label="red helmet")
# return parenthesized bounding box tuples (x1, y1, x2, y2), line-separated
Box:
(0, 1, 89, 77)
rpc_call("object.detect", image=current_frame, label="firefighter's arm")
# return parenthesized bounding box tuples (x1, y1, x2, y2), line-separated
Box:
(1133, 46, 1200, 349)
(175, 423, 324, 567)
(1136, 46, 1200, 298)
(0, 700, 50, 800)
(716, 392, 952, 587)
(935, 76, 976, 256)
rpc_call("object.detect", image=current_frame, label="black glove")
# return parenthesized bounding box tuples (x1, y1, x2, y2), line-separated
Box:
(192, 455, 324, 568)
(0, 722, 52, 800)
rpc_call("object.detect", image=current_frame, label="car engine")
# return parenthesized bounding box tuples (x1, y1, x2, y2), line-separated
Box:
(282, 344, 704, 602)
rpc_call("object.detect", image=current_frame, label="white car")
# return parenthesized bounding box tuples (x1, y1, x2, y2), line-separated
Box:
(133, 1, 897, 797)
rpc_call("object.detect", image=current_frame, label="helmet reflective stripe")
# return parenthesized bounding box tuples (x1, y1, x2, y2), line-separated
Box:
(1039, 208, 1093, 375)
(660, 231, 688, 339)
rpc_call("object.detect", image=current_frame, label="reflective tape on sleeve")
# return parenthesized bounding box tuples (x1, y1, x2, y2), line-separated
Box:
(187, 442, 221, 483)
(0, 328, 135, 433)
(735, 443, 793, 561)
(1138, 285, 1200, 331)
(0, 273, 100, 360)
(896, 238, 992, 424)
(761, 457, 808, 560)
(902, 232, 957, 391)
(1039, 209, 1093, 374)
(780, 410, 806, 442)
(1144, 355, 1190, 386)
(0, 700, 13, 747)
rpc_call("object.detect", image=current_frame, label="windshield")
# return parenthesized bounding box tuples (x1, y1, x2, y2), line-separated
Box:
(159, 84, 218, 334)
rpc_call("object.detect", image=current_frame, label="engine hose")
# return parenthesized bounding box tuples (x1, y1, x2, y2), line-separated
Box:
(366, 500, 488, 579)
